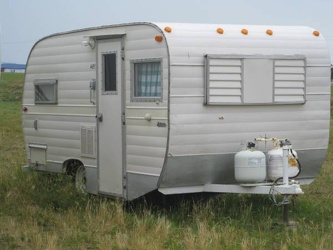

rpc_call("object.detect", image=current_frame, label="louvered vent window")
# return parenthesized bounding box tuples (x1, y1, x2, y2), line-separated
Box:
(274, 59, 306, 103)
(205, 55, 306, 105)
(81, 126, 96, 158)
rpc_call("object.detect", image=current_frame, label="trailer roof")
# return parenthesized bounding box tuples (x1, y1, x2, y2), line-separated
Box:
(32, 22, 330, 66)
(153, 23, 329, 65)
(42, 22, 325, 41)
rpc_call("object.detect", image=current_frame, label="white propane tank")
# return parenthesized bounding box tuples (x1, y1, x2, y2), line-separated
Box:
(267, 140, 299, 181)
(234, 142, 266, 183)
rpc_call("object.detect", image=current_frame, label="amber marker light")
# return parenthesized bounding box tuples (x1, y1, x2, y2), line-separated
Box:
(241, 29, 248, 35)
(217, 28, 224, 34)
(164, 27, 172, 33)
(155, 36, 163, 42)
(313, 30, 320, 37)
(266, 29, 273, 36)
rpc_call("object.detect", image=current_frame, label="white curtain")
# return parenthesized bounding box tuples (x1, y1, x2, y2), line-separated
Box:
(135, 62, 161, 97)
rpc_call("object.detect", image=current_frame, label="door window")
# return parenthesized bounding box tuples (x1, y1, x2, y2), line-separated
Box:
(102, 52, 117, 93)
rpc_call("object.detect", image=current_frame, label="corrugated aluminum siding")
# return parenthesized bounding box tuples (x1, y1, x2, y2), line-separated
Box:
(156, 23, 330, 156)
(123, 25, 168, 176)
(23, 23, 169, 176)
(23, 32, 98, 168)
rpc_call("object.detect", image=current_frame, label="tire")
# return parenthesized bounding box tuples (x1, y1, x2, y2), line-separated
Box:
(75, 165, 87, 193)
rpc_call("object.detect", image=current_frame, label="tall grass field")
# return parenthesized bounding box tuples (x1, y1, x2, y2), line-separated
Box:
(0, 72, 333, 249)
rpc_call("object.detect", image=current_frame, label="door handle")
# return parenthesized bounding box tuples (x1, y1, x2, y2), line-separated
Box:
(96, 113, 103, 122)
(89, 79, 96, 105)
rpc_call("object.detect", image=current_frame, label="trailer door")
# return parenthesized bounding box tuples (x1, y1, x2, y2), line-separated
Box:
(97, 39, 124, 197)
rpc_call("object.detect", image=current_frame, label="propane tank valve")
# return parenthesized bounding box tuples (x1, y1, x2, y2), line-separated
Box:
(279, 139, 292, 147)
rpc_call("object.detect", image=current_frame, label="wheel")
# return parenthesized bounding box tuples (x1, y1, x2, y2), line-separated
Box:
(75, 165, 87, 193)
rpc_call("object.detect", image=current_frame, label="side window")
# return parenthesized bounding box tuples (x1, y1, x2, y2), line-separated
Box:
(34, 79, 58, 104)
(204, 55, 306, 105)
(102, 52, 117, 94)
(131, 59, 162, 101)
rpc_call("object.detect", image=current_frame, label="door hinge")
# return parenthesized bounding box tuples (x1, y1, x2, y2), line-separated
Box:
(121, 48, 125, 60)
(121, 113, 125, 125)
(123, 175, 127, 189)
(96, 113, 103, 122)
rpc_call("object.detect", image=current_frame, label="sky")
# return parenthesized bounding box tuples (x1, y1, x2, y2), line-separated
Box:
(1, 0, 333, 64)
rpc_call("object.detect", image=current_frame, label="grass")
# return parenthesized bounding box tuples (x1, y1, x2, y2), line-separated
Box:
(0, 72, 333, 249)
(0, 73, 24, 102)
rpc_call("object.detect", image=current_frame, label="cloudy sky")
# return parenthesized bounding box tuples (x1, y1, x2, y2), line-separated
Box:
(1, 0, 333, 64)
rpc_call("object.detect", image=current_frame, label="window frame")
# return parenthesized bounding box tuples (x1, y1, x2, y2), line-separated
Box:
(102, 51, 118, 95)
(204, 54, 306, 105)
(130, 58, 163, 102)
(33, 78, 58, 104)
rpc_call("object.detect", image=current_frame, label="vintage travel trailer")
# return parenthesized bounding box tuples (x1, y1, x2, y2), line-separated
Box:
(22, 22, 331, 201)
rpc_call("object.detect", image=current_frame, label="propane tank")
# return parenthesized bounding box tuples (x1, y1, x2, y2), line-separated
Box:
(234, 142, 266, 183)
(267, 139, 299, 181)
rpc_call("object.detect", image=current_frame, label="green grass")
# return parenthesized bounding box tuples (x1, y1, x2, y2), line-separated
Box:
(0, 73, 24, 102)
(0, 73, 333, 249)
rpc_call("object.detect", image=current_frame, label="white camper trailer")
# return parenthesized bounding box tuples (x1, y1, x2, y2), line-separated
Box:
(22, 22, 331, 201)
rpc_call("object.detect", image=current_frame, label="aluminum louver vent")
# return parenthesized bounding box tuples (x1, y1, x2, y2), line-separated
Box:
(274, 59, 306, 103)
(205, 58, 242, 104)
(205, 55, 306, 105)
(81, 126, 96, 158)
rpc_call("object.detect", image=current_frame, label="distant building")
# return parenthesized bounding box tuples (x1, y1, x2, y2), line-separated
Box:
(1, 63, 26, 73)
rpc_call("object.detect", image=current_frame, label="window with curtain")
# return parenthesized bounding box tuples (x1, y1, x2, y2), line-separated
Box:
(132, 60, 162, 101)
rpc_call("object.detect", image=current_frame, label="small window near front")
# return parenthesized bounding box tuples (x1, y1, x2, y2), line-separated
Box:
(34, 79, 58, 104)
(131, 59, 162, 101)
